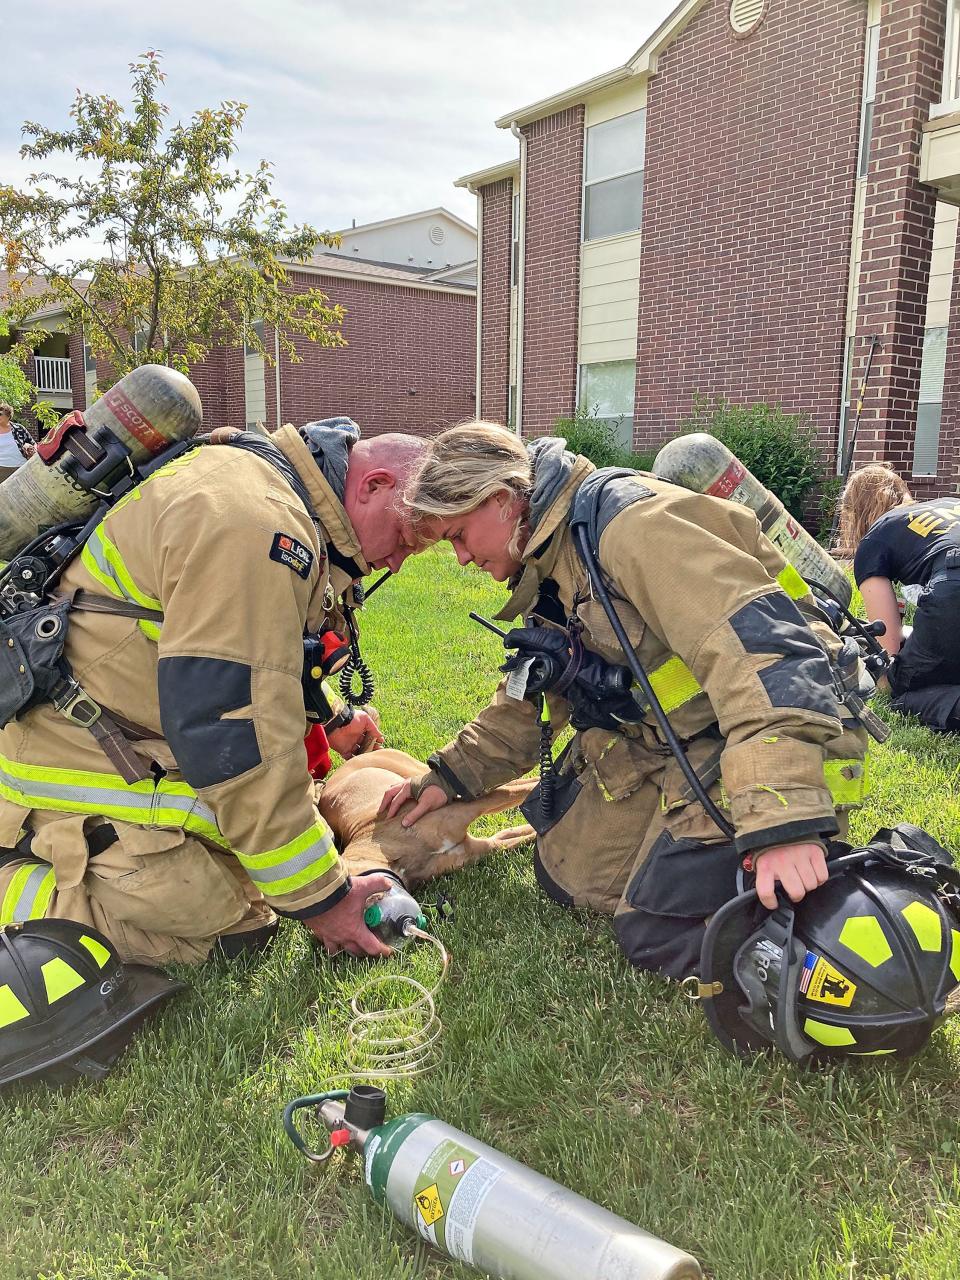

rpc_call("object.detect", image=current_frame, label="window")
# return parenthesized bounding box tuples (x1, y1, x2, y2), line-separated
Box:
(943, 0, 960, 109)
(583, 110, 646, 243)
(84, 343, 97, 373)
(244, 319, 266, 358)
(913, 327, 947, 476)
(858, 23, 880, 179)
(579, 360, 635, 448)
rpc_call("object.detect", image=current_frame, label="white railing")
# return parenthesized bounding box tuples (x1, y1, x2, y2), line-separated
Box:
(33, 356, 71, 394)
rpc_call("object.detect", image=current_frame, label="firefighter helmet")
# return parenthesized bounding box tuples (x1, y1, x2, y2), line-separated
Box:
(0, 918, 186, 1088)
(699, 824, 960, 1062)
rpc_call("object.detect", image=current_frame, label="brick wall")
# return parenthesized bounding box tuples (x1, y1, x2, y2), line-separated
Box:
(520, 106, 585, 435)
(478, 178, 513, 425)
(852, 0, 945, 488)
(633, 0, 868, 458)
(263, 271, 475, 436)
(68, 332, 85, 411)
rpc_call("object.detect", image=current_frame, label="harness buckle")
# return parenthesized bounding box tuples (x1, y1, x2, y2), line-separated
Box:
(52, 679, 102, 728)
(682, 976, 723, 1001)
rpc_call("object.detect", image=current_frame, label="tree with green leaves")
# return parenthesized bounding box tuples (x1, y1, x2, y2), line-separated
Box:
(0, 53, 344, 382)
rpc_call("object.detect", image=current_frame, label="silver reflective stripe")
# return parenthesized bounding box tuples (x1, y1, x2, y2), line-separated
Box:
(13, 864, 54, 922)
(244, 831, 336, 886)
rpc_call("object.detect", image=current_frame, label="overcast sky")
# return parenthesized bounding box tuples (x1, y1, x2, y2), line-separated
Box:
(2, 0, 678, 239)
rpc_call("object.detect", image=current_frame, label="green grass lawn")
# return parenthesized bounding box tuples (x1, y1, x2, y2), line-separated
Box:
(3, 547, 960, 1280)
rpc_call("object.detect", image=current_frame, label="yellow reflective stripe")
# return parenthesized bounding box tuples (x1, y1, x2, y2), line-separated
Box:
(777, 563, 810, 601)
(647, 655, 702, 714)
(0, 862, 55, 924)
(803, 1018, 856, 1048)
(839, 915, 893, 967)
(79, 934, 112, 968)
(0, 984, 30, 1028)
(41, 957, 85, 1003)
(0, 754, 228, 849)
(824, 757, 870, 806)
(235, 822, 339, 898)
(80, 525, 163, 641)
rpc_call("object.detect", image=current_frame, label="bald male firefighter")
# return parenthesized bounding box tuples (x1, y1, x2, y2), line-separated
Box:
(0, 419, 426, 964)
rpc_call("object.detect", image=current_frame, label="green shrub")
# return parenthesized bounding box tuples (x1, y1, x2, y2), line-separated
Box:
(555, 407, 656, 472)
(815, 472, 844, 546)
(678, 394, 824, 515)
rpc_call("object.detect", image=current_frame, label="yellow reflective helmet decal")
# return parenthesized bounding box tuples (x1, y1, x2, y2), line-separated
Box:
(803, 1018, 856, 1048)
(900, 901, 943, 953)
(951, 929, 960, 983)
(41, 957, 86, 1004)
(79, 934, 112, 969)
(838, 915, 893, 968)
(848, 1049, 897, 1056)
(0, 983, 30, 1029)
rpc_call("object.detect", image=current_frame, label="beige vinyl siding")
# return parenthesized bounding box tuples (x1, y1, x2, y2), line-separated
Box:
(925, 202, 959, 328)
(578, 231, 642, 365)
(244, 353, 267, 427)
(585, 78, 647, 127)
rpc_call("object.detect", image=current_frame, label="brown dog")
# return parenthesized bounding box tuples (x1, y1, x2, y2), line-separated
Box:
(316, 749, 535, 885)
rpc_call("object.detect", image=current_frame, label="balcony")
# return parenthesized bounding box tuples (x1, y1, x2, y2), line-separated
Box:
(922, 1, 960, 205)
(33, 356, 72, 395)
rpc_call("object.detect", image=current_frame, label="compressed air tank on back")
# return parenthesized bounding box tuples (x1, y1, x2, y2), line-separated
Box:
(653, 433, 851, 610)
(0, 366, 202, 561)
(364, 1111, 702, 1280)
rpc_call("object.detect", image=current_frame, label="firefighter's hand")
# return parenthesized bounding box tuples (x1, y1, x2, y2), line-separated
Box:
(328, 709, 385, 758)
(754, 842, 829, 910)
(306, 874, 394, 958)
(380, 780, 450, 826)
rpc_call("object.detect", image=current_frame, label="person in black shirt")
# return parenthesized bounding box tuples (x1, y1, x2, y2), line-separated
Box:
(837, 463, 960, 731)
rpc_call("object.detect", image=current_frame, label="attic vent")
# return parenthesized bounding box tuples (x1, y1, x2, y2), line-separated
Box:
(729, 0, 765, 35)
(429, 224, 446, 245)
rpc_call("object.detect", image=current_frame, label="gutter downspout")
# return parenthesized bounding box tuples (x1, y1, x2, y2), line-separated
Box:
(274, 325, 282, 428)
(511, 120, 526, 438)
(474, 186, 483, 416)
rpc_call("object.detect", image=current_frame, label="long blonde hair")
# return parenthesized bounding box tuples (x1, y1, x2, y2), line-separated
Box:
(835, 463, 912, 555)
(404, 421, 533, 520)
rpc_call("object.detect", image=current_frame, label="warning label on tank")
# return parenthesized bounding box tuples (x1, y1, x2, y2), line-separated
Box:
(414, 1182, 444, 1227)
(800, 950, 857, 1007)
(411, 1137, 503, 1263)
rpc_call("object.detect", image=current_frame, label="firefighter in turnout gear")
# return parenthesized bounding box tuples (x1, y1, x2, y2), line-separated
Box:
(384, 424, 871, 980)
(0, 417, 428, 965)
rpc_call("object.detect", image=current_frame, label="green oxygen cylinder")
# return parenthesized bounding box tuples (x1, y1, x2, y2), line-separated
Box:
(287, 1087, 702, 1280)
(653, 433, 851, 610)
(0, 365, 202, 561)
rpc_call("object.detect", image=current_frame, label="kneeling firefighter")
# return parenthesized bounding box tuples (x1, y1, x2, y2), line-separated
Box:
(384, 423, 878, 982)
(0, 367, 428, 966)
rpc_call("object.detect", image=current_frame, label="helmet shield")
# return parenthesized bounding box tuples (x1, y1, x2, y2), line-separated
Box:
(700, 830, 960, 1063)
(0, 920, 185, 1088)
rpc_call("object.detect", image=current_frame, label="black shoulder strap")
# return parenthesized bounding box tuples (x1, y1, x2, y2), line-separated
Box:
(568, 467, 655, 559)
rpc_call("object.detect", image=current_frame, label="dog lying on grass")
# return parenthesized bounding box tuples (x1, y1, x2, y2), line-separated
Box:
(316, 749, 535, 885)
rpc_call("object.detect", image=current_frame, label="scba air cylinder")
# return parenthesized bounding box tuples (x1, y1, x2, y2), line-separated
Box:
(653, 433, 851, 610)
(0, 365, 202, 561)
(365, 1112, 702, 1280)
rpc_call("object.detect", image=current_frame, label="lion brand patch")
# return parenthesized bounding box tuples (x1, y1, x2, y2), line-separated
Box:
(269, 532, 314, 579)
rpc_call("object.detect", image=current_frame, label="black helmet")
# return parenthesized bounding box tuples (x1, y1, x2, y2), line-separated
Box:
(0, 919, 186, 1088)
(698, 824, 960, 1062)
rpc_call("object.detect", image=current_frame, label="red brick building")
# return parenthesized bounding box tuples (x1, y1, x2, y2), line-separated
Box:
(459, 0, 960, 496)
(2, 213, 476, 440)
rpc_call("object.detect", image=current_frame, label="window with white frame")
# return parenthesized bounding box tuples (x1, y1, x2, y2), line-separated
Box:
(583, 111, 646, 243)
(913, 327, 948, 476)
(579, 360, 635, 448)
(942, 0, 960, 111)
(858, 23, 880, 179)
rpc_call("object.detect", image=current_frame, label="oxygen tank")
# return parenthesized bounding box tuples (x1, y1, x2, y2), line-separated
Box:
(0, 366, 202, 561)
(285, 1086, 703, 1280)
(653, 433, 851, 609)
